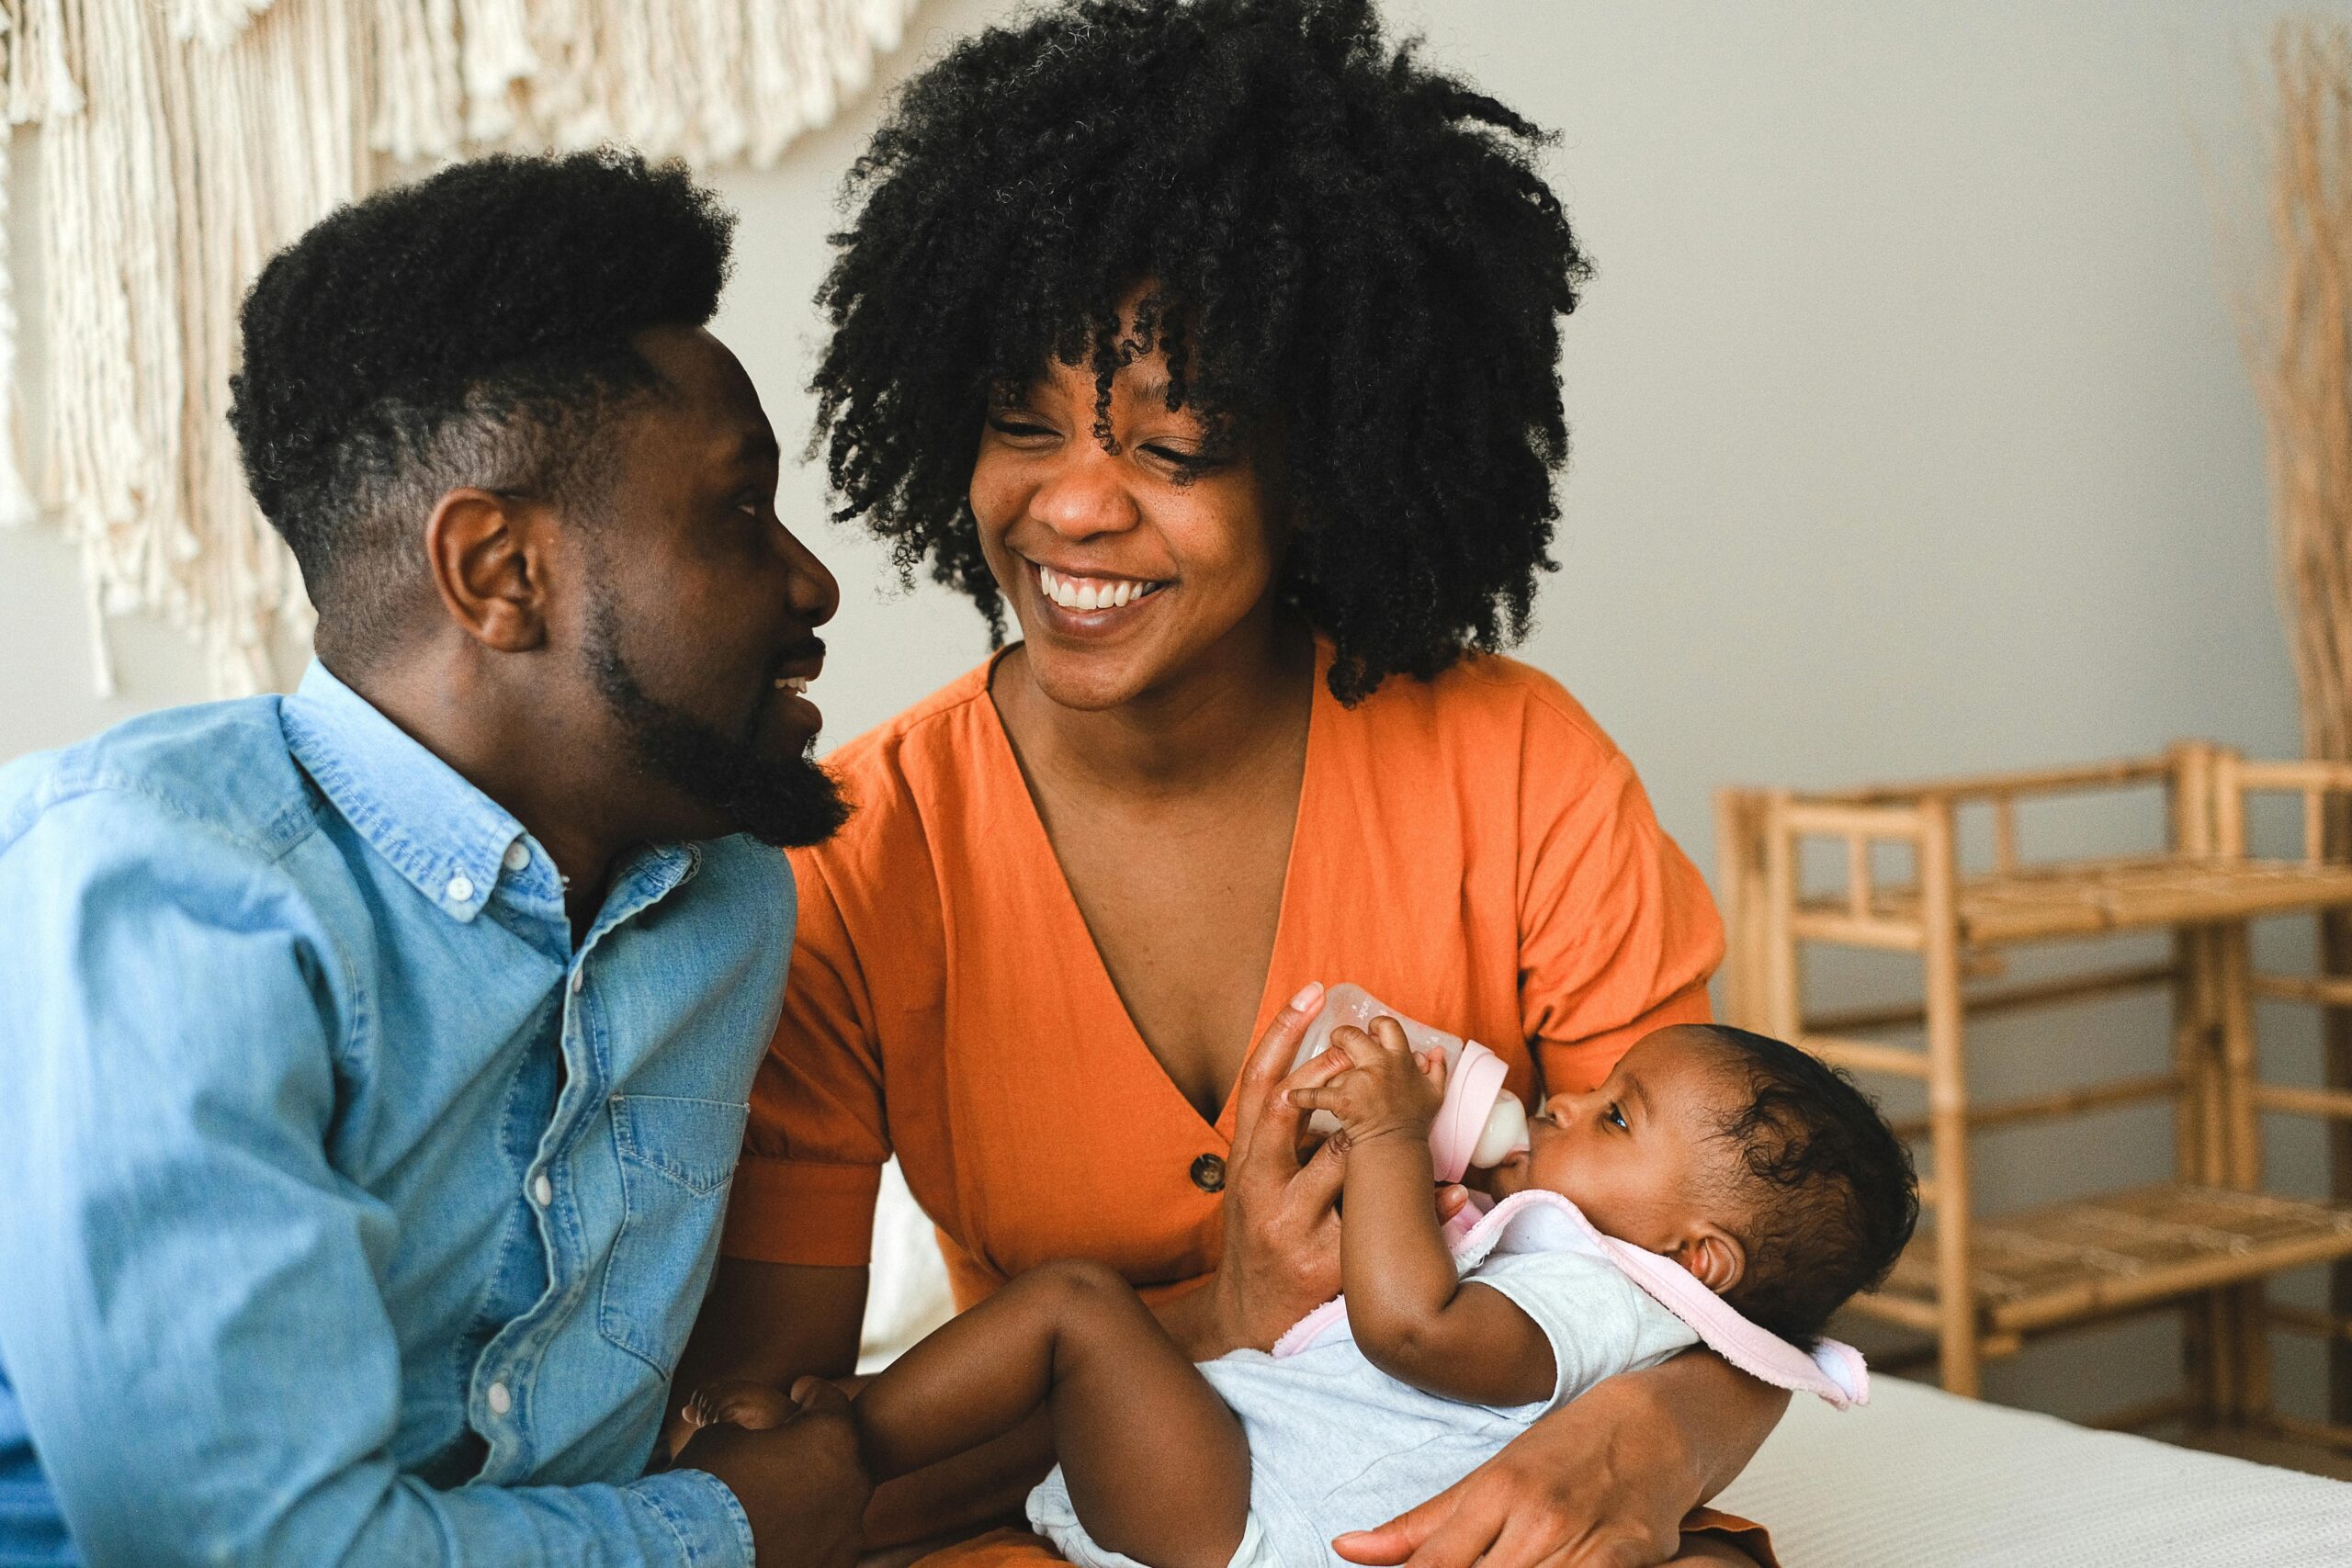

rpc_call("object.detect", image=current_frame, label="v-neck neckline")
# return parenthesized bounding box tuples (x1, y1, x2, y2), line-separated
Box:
(978, 640, 1328, 1140)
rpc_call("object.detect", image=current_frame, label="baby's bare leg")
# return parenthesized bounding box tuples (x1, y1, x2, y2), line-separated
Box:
(855, 1258, 1250, 1568)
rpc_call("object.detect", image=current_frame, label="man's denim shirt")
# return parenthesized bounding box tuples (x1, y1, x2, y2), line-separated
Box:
(0, 663, 792, 1566)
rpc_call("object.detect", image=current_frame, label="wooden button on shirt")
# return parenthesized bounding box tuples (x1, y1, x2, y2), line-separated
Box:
(1189, 1154, 1226, 1193)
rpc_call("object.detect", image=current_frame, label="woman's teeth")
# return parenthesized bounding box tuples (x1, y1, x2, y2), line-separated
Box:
(774, 676, 811, 694)
(1037, 564, 1162, 613)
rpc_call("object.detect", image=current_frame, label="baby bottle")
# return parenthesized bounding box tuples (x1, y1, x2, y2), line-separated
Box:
(1290, 984, 1531, 1182)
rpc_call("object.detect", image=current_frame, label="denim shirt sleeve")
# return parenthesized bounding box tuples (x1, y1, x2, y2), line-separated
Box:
(0, 793, 754, 1568)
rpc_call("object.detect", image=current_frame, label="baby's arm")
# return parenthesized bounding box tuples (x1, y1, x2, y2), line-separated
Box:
(1287, 1021, 1556, 1406)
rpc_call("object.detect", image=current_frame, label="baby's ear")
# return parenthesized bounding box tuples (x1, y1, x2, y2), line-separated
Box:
(1672, 1226, 1747, 1295)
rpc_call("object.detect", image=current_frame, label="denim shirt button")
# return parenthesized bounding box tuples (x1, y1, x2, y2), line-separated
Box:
(503, 841, 530, 873)
(569, 968, 584, 995)
(532, 1174, 553, 1208)
(446, 874, 474, 904)
(486, 1380, 512, 1416)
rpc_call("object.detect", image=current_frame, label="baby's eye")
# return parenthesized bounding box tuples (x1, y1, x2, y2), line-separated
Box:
(1605, 1102, 1628, 1131)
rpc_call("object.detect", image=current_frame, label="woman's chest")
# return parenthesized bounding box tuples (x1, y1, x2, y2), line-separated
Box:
(1047, 783, 1300, 1121)
(888, 830, 1542, 1286)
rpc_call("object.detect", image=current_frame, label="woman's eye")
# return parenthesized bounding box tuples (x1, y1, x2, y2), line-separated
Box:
(1605, 1102, 1628, 1131)
(988, 416, 1054, 439)
(1142, 444, 1217, 479)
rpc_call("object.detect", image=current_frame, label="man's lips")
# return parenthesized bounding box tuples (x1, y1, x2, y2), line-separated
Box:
(771, 637, 826, 696)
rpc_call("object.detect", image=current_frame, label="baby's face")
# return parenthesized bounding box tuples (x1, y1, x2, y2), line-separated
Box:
(1483, 1026, 1737, 1258)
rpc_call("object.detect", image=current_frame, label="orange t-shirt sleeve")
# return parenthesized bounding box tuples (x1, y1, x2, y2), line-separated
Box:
(1517, 716, 1724, 1094)
(722, 853, 889, 1267)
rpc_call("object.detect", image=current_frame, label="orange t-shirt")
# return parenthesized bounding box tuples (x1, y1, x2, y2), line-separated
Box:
(725, 641, 1722, 1292)
(724, 643, 1764, 1565)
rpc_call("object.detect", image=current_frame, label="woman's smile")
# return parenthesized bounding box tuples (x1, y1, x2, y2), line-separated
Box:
(1029, 559, 1170, 633)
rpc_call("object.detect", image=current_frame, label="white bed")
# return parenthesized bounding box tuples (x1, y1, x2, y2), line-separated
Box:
(1716, 1374, 2352, 1566)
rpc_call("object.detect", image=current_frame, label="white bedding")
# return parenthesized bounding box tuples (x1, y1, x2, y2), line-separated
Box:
(1716, 1375, 2352, 1566)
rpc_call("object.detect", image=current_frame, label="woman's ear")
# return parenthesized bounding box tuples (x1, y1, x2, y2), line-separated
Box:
(1671, 1225, 1747, 1296)
(423, 487, 553, 653)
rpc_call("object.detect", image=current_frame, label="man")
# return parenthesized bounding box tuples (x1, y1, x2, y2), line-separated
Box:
(0, 152, 865, 1565)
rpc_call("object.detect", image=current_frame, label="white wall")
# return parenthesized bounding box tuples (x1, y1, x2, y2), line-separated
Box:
(2, 0, 2343, 1424)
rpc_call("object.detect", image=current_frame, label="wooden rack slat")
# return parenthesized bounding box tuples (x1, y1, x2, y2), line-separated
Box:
(1804, 963, 2176, 1034)
(1887, 1074, 2180, 1141)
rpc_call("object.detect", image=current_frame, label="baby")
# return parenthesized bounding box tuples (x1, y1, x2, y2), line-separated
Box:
(684, 1013, 1918, 1568)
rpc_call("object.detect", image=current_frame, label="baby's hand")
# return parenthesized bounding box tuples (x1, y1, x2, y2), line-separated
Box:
(1283, 1016, 1445, 1147)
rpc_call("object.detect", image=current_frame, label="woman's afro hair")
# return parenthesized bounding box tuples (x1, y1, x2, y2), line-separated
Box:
(812, 0, 1590, 703)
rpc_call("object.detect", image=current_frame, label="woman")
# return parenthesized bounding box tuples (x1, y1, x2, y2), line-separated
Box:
(678, 3, 1784, 1563)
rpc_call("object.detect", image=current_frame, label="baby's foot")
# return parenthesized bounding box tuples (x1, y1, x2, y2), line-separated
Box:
(684, 1378, 798, 1434)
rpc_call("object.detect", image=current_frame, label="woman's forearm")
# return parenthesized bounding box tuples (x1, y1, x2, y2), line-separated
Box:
(1631, 1349, 1788, 1503)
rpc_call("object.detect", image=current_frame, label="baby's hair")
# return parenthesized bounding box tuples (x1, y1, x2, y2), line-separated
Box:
(1690, 1025, 1919, 1346)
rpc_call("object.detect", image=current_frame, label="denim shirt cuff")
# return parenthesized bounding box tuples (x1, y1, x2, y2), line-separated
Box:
(626, 1466, 759, 1568)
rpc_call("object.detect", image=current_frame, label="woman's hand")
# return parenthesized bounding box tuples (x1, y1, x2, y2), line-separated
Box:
(1189, 982, 1354, 1357)
(1285, 1017, 1446, 1147)
(1330, 1352, 1785, 1568)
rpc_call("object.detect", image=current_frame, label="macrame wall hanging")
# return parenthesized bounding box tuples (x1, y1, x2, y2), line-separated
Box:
(0, 0, 921, 695)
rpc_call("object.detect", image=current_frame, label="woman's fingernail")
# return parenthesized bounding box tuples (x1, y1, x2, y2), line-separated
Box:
(1288, 981, 1325, 1011)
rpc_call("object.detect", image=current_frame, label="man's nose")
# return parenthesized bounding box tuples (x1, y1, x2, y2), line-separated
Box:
(779, 525, 840, 627)
(1028, 444, 1140, 540)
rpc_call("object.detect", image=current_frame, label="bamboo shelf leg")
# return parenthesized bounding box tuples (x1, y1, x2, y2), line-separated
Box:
(2217, 921, 2273, 1423)
(1920, 800, 1979, 1397)
(2167, 744, 2227, 1424)
(1713, 789, 1767, 1032)
(2175, 924, 2226, 1422)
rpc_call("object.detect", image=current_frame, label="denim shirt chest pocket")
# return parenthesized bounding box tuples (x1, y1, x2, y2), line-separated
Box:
(598, 1093, 750, 1372)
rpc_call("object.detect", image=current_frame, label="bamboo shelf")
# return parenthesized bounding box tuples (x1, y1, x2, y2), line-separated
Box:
(1865, 1184, 2352, 1339)
(1716, 743, 2352, 1441)
(1800, 854, 2352, 948)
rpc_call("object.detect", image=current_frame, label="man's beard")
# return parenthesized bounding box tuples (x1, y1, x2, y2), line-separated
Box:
(583, 597, 851, 850)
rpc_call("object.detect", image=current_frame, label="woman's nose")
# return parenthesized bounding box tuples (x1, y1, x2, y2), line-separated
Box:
(1028, 445, 1140, 540)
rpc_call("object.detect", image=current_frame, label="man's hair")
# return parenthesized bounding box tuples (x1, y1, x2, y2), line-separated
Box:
(229, 150, 737, 664)
(812, 0, 1589, 704)
(1692, 1025, 1920, 1346)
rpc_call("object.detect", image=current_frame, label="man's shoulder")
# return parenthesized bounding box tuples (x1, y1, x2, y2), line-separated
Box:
(0, 697, 321, 868)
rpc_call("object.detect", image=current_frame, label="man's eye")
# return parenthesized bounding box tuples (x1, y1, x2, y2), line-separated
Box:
(1606, 1103, 1627, 1131)
(989, 416, 1054, 438)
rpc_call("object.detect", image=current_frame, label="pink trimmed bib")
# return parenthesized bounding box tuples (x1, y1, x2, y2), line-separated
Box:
(1271, 1189, 1869, 1409)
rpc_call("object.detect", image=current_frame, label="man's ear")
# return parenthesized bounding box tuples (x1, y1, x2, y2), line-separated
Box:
(1671, 1224, 1746, 1296)
(423, 488, 554, 653)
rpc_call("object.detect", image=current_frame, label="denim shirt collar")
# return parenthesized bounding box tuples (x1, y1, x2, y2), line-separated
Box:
(280, 660, 570, 922)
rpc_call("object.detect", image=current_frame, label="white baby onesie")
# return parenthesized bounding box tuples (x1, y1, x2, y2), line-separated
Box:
(1025, 1224, 1698, 1568)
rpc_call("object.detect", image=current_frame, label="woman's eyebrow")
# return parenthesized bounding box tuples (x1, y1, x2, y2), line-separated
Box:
(1121, 373, 1176, 409)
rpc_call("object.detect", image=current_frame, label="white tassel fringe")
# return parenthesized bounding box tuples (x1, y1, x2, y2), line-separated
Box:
(2, 0, 922, 695)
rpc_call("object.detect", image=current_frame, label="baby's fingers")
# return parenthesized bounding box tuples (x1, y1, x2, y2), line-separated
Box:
(1276, 1046, 1355, 1103)
(1367, 1016, 1413, 1055)
(1285, 1080, 1352, 1115)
